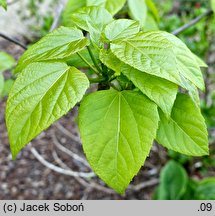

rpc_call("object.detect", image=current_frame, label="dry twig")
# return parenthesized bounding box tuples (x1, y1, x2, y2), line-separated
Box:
(128, 179, 159, 191)
(30, 145, 95, 178)
(51, 132, 91, 168)
(55, 123, 81, 143)
(172, 9, 213, 35)
(0, 33, 27, 50)
(37, 146, 116, 194)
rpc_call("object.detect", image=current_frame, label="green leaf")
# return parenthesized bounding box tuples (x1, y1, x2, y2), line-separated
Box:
(128, 0, 147, 27)
(121, 64, 178, 116)
(87, 0, 126, 15)
(145, 0, 159, 22)
(6, 62, 89, 159)
(0, 74, 4, 95)
(71, 6, 113, 46)
(2, 79, 14, 97)
(62, 0, 86, 27)
(78, 90, 159, 193)
(156, 93, 209, 156)
(189, 85, 200, 106)
(0, 0, 7, 10)
(15, 27, 88, 73)
(143, 13, 159, 31)
(182, 179, 199, 200)
(0, 52, 16, 72)
(195, 178, 215, 200)
(156, 160, 188, 200)
(182, 78, 200, 106)
(104, 19, 140, 41)
(105, 0, 126, 15)
(99, 49, 123, 75)
(87, 0, 105, 5)
(193, 53, 208, 68)
(111, 31, 205, 91)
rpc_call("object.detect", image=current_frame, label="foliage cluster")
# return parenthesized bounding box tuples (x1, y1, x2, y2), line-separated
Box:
(0, 0, 214, 194)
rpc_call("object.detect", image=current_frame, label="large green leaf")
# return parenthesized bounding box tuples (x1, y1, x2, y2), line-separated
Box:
(156, 93, 208, 156)
(0, 0, 7, 10)
(6, 62, 89, 158)
(128, 0, 147, 27)
(71, 6, 113, 46)
(104, 19, 140, 41)
(160, 31, 205, 90)
(156, 160, 188, 200)
(111, 31, 205, 91)
(0, 52, 16, 72)
(62, 0, 86, 27)
(78, 90, 159, 193)
(87, 0, 126, 15)
(15, 27, 88, 73)
(121, 64, 178, 115)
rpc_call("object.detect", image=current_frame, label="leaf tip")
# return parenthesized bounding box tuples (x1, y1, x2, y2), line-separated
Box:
(11, 148, 18, 160)
(12, 154, 17, 161)
(111, 184, 127, 194)
(203, 147, 210, 156)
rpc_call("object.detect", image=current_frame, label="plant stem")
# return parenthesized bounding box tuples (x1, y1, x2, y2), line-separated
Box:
(87, 46, 102, 74)
(172, 9, 213, 36)
(77, 52, 101, 76)
(88, 77, 106, 84)
(109, 75, 117, 82)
